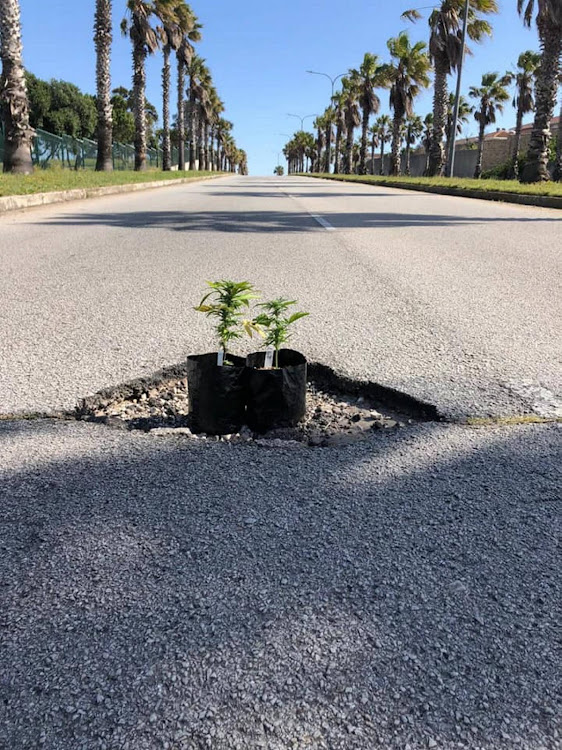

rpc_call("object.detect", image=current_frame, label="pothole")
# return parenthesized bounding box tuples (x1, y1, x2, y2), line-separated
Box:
(76, 361, 439, 448)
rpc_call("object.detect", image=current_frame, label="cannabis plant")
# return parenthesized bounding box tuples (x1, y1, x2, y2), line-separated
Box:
(194, 280, 260, 362)
(252, 298, 309, 368)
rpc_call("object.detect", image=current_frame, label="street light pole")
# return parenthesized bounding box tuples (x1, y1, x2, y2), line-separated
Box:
(447, 0, 470, 177)
(306, 70, 346, 173)
(306, 70, 346, 99)
(287, 113, 316, 130)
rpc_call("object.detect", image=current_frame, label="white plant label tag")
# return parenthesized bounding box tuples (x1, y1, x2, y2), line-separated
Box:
(217, 350, 224, 366)
(264, 346, 275, 369)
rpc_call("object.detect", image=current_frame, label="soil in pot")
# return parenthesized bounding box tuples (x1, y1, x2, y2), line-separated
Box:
(186, 353, 247, 435)
(246, 348, 307, 433)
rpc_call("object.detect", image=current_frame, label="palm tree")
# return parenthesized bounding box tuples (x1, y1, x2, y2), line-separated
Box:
(94, 0, 113, 171)
(386, 32, 431, 176)
(404, 114, 423, 175)
(206, 88, 222, 172)
(157, 1, 183, 170)
(176, 10, 200, 170)
(195, 67, 212, 170)
(313, 114, 325, 172)
(122, 0, 165, 170)
(368, 124, 379, 174)
(187, 54, 206, 169)
(217, 118, 232, 171)
(374, 114, 392, 174)
(332, 91, 347, 174)
(553, 99, 562, 181)
(0, 0, 34, 173)
(322, 106, 334, 173)
(422, 112, 433, 174)
(341, 76, 361, 174)
(510, 49, 541, 178)
(445, 92, 473, 170)
(403, 0, 497, 176)
(518, 0, 562, 182)
(469, 71, 511, 177)
(350, 53, 383, 174)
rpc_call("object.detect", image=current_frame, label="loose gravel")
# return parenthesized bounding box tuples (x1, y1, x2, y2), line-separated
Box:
(80, 374, 412, 447)
(1, 418, 559, 749)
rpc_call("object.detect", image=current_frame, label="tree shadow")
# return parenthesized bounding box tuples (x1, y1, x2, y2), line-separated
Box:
(39, 208, 561, 234)
(0, 419, 559, 748)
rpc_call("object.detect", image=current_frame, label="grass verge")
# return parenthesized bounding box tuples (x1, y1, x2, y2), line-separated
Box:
(0, 169, 220, 197)
(305, 173, 562, 198)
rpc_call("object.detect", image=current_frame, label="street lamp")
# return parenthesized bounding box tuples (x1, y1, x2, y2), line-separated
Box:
(306, 70, 346, 98)
(287, 113, 316, 130)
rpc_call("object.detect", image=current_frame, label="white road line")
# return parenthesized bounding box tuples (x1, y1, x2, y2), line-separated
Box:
(283, 192, 336, 231)
(309, 214, 336, 231)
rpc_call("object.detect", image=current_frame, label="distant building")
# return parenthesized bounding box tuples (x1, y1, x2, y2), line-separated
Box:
(452, 115, 560, 173)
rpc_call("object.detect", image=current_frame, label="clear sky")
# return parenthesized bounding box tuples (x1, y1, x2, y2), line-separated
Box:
(20, 0, 543, 175)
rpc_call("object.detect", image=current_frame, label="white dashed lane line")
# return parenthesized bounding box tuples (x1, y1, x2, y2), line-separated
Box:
(283, 193, 336, 231)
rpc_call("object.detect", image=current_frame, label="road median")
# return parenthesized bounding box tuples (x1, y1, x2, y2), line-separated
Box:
(0, 174, 225, 214)
(302, 173, 562, 209)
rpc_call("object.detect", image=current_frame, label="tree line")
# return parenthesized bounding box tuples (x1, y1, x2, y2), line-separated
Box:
(283, 0, 561, 184)
(0, 0, 248, 175)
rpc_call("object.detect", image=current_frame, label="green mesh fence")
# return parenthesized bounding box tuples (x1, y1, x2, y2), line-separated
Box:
(0, 125, 173, 170)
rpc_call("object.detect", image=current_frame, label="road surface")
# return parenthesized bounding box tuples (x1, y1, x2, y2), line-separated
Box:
(0, 177, 560, 750)
(1, 175, 560, 419)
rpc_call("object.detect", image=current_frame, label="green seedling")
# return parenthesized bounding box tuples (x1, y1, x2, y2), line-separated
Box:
(252, 298, 309, 368)
(195, 280, 261, 364)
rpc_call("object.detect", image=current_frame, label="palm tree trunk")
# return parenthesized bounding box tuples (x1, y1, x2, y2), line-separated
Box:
(188, 88, 197, 170)
(405, 141, 411, 176)
(553, 102, 562, 182)
(323, 122, 331, 173)
(161, 45, 171, 171)
(520, 26, 562, 183)
(177, 57, 186, 170)
(197, 112, 204, 171)
(474, 119, 486, 178)
(132, 39, 147, 171)
(424, 147, 430, 176)
(316, 126, 322, 173)
(209, 126, 215, 171)
(380, 139, 386, 175)
(370, 138, 376, 174)
(428, 57, 448, 177)
(203, 120, 210, 171)
(94, 0, 112, 171)
(359, 108, 369, 174)
(334, 124, 342, 174)
(345, 124, 354, 174)
(0, 0, 34, 174)
(390, 114, 402, 176)
(510, 103, 524, 179)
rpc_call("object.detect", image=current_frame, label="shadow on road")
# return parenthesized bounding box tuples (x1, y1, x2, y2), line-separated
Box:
(0, 419, 558, 748)
(40, 208, 561, 234)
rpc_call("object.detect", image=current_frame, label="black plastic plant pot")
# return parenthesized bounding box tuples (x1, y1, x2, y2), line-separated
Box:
(246, 349, 307, 433)
(186, 353, 247, 435)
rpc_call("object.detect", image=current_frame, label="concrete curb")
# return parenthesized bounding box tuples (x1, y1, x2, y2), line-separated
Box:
(0, 174, 226, 214)
(304, 174, 562, 209)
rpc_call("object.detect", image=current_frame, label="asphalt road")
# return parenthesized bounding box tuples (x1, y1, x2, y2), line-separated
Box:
(1, 177, 560, 748)
(1, 175, 560, 419)
(1, 419, 560, 750)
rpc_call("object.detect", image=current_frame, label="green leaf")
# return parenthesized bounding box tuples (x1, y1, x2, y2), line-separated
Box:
(287, 311, 310, 324)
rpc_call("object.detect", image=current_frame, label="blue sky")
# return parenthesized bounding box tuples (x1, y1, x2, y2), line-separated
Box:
(21, 0, 542, 175)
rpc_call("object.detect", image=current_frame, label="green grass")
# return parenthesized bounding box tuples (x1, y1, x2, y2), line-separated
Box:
(306, 173, 562, 198)
(0, 169, 219, 197)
